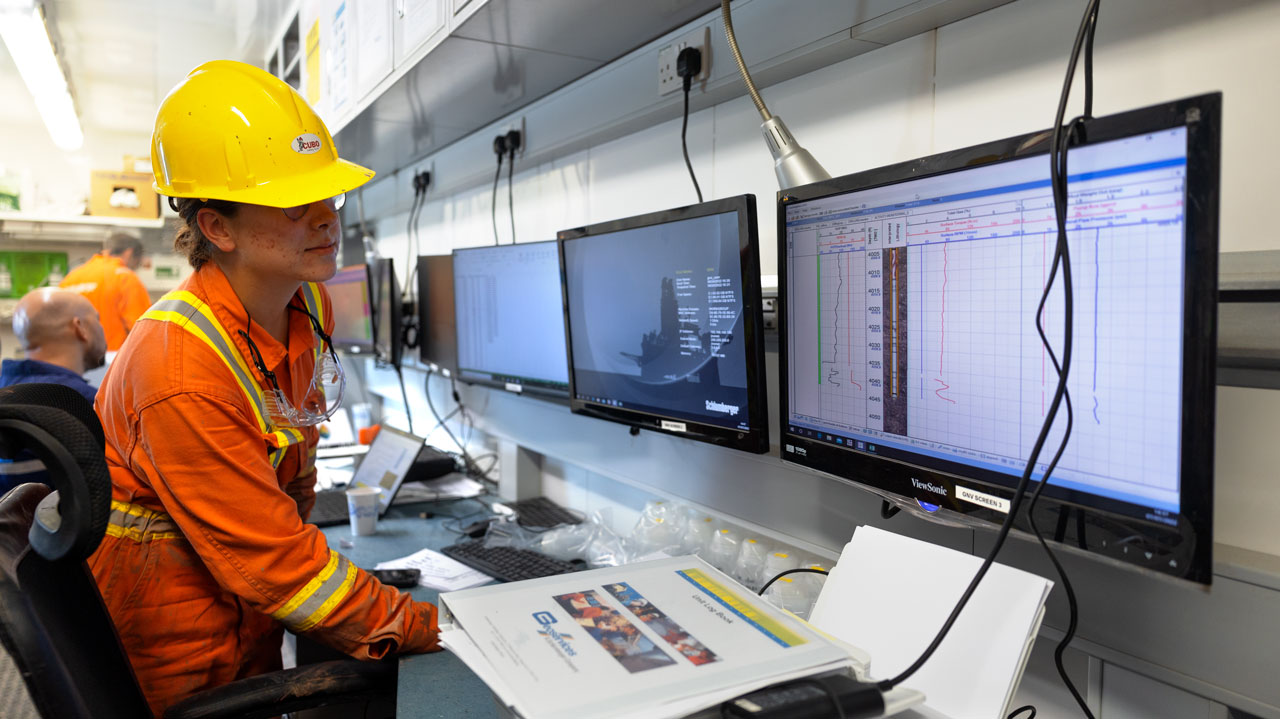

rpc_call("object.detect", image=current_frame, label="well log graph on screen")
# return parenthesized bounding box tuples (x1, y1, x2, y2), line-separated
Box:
(790, 140, 1186, 511)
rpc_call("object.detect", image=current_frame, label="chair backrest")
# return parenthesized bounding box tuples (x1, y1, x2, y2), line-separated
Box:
(0, 383, 151, 719)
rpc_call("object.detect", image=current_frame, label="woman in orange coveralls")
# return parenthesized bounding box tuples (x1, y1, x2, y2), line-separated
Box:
(88, 60, 439, 717)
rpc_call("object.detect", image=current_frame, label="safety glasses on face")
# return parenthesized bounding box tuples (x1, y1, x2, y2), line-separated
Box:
(237, 304, 345, 428)
(281, 192, 346, 221)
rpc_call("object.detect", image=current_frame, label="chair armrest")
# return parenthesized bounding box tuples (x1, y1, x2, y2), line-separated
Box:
(162, 658, 396, 719)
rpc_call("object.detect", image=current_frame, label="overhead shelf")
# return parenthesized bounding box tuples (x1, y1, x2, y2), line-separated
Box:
(0, 212, 165, 229)
(335, 0, 1018, 194)
(1218, 250, 1280, 389)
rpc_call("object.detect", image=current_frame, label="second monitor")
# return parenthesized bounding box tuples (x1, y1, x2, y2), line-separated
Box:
(558, 195, 769, 454)
(452, 241, 570, 399)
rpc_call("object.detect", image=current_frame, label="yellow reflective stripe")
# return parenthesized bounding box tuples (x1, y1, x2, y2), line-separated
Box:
(300, 282, 325, 363)
(140, 289, 312, 456)
(270, 550, 357, 631)
(159, 291, 263, 401)
(272, 428, 304, 448)
(140, 305, 271, 435)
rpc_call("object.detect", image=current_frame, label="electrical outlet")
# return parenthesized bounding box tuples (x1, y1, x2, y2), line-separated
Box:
(761, 296, 778, 330)
(496, 116, 526, 159)
(657, 26, 710, 96)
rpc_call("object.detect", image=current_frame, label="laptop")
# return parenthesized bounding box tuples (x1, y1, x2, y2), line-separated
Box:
(307, 425, 427, 527)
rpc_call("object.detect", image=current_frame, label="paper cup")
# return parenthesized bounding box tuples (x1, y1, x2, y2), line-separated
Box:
(346, 486, 382, 536)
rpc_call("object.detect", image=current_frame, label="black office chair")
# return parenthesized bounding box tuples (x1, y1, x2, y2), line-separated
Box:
(0, 383, 397, 719)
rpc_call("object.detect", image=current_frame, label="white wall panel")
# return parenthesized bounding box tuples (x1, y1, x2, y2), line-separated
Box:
(365, 1, 1280, 711)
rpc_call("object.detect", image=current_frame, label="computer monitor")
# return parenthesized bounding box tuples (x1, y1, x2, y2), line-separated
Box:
(416, 254, 458, 373)
(452, 241, 570, 399)
(373, 258, 403, 366)
(778, 94, 1219, 583)
(558, 195, 770, 454)
(325, 264, 375, 355)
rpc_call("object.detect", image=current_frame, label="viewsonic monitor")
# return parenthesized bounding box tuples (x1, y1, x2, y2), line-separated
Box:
(373, 258, 402, 366)
(778, 94, 1219, 583)
(415, 254, 458, 373)
(559, 195, 769, 454)
(325, 264, 375, 355)
(453, 242, 570, 400)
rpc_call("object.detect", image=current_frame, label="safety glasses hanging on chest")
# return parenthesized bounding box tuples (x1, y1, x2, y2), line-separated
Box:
(237, 304, 345, 428)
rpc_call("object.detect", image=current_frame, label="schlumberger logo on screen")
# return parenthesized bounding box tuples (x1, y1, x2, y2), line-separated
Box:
(705, 400, 740, 416)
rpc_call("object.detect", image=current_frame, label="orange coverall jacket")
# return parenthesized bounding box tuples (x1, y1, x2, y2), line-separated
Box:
(88, 263, 439, 717)
(60, 252, 153, 351)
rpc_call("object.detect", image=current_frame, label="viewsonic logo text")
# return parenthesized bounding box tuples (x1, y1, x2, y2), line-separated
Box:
(910, 477, 947, 497)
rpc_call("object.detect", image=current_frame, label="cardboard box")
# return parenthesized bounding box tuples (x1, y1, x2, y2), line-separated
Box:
(122, 154, 152, 174)
(89, 170, 159, 219)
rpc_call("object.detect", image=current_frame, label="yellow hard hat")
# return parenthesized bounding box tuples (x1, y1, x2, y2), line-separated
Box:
(150, 60, 373, 207)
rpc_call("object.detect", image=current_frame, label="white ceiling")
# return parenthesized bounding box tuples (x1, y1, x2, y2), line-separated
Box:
(2, 0, 251, 139)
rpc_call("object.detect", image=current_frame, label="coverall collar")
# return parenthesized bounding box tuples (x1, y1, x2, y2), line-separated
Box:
(195, 263, 321, 373)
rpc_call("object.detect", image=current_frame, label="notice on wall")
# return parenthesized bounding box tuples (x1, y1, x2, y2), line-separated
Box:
(328, 1, 351, 115)
(305, 18, 322, 105)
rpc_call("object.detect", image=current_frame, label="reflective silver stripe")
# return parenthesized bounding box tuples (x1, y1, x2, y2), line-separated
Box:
(0, 459, 45, 474)
(300, 282, 322, 322)
(272, 552, 355, 631)
(150, 297, 271, 424)
(106, 501, 181, 541)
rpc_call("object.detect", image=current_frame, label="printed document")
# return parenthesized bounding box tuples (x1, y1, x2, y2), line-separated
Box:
(438, 556, 858, 719)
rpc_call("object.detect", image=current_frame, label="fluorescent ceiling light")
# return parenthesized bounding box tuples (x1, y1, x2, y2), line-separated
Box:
(0, 4, 84, 151)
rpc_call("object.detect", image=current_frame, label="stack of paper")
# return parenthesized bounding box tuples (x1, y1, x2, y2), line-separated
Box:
(375, 547, 492, 592)
(436, 556, 900, 719)
(809, 526, 1053, 718)
(393, 474, 485, 503)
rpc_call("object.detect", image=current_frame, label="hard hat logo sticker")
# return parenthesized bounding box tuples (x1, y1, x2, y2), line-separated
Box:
(292, 133, 323, 155)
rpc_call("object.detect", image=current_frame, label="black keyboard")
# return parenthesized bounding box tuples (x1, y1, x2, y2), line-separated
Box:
(504, 496, 583, 529)
(309, 490, 350, 527)
(440, 541, 582, 582)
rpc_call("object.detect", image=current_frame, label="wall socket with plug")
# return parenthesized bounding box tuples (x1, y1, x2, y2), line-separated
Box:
(494, 116, 527, 159)
(657, 26, 710, 95)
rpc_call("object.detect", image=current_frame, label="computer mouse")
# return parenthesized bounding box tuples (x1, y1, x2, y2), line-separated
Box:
(461, 518, 496, 538)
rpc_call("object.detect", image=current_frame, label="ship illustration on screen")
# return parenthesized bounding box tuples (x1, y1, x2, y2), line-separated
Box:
(621, 276, 734, 385)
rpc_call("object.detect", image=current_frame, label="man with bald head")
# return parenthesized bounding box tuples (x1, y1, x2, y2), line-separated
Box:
(0, 287, 107, 403)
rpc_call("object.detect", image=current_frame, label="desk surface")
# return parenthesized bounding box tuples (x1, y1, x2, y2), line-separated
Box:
(320, 502, 501, 718)
(321, 503, 946, 719)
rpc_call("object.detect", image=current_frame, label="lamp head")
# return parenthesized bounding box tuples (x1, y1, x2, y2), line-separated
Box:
(761, 116, 830, 190)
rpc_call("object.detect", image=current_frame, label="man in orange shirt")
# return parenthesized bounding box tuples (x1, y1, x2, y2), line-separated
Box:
(88, 60, 439, 717)
(60, 232, 152, 352)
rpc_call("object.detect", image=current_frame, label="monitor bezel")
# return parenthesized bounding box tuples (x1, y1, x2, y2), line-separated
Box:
(558, 194, 770, 454)
(776, 94, 1219, 584)
(326, 263, 376, 356)
(450, 241, 571, 403)
(373, 258, 403, 367)
(415, 254, 458, 373)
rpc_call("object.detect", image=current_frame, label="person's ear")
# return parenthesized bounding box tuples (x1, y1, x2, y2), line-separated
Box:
(70, 316, 89, 343)
(197, 207, 237, 253)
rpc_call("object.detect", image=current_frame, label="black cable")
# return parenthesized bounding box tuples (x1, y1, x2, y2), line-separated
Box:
(1014, 4, 1102, 714)
(681, 84, 703, 203)
(678, 47, 704, 203)
(423, 369, 496, 487)
(395, 364, 415, 436)
(1083, 3, 1098, 120)
(758, 567, 828, 596)
(403, 172, 429, 303)
(1008, 705, 1037, 719)
(491, 148, 504, 246)
(877, 0, 1096, 694)
(403, 178, 421, 302)
(507, 145, 517, 244)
